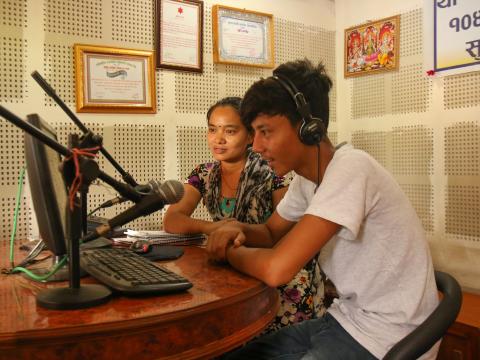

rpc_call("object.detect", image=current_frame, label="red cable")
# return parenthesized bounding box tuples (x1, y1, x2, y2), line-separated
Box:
(64, 147, 100, 210)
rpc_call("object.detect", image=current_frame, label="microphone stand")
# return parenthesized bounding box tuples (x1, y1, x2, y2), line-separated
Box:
(0, 106, 111, 309)
(31, 71, 138, 187)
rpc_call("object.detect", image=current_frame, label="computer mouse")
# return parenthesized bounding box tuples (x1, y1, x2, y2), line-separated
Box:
(130, 240, 152, 254)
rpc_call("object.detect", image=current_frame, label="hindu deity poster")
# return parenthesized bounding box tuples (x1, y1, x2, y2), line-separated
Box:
(344, 15, 400, 77)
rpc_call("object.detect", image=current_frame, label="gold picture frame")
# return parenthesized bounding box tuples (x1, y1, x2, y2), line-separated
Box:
(74, 44, 156, 113)
(344, 15, 400, 78)
(155, 0, 203, 72)
(212, 5, 274, 68)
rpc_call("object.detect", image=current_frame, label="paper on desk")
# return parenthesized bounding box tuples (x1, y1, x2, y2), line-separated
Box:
(118, 229, 206, 246)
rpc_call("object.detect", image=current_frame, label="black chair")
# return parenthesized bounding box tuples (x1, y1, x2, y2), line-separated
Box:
(383, 271, 462, 360)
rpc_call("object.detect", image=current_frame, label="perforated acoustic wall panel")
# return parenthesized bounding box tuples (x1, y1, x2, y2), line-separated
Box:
(446, 186, 480, 241)
(285, 21, 306, 64)
(112, 0, 154, 46)
(400, 183, 434, 232)
(392, 125, 433, 176)
(177, 126, 212, 221)
(203, 4, 212, 56)
(110, 124, 166, 230)
(0, 122, 26, 186)
(0, 197, 31, 247)
(392, 63, 431, 114)
(113, 124, 165, 184)
(350, 74, 387, 119)
(156, 70, 164, 112)
(225, 65, 269, 98)
(0, 37, 28, 103)
(351, 130, 389, 170)
(444, 71, 480, 110)
(44, 0, 103, 38)
(274, 18, 288, 66)
(306, 26, 336, 124)
(445, 122, 480, 176)
(399, 8, 423, 58)
(328, 131, 337, 147)
(43, 44, 75, 107)
(175, 63, 219, 114)
(1, 0, 28, 27)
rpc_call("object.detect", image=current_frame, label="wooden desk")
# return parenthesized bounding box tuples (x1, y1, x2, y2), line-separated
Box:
(0, 246, 279, 360)
(438, 291, 480, 360)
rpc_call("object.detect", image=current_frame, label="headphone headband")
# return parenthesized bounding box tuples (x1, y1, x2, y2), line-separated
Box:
(271, 72, 325, 145)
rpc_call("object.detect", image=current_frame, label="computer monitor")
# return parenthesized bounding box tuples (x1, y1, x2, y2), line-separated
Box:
(24, 113, 69, 280)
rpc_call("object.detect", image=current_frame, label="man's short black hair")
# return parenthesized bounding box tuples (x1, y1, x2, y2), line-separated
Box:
(240, 59, 332, 131)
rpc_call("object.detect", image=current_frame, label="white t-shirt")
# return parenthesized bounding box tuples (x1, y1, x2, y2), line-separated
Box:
(276, 144, 439, 359)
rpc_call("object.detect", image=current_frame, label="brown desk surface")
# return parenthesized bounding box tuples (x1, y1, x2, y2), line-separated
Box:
(457, 292, 480, 329)
(0, 246, 279, 360)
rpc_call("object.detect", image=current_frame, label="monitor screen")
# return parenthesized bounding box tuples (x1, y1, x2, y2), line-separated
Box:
(24, 114, 67, 257)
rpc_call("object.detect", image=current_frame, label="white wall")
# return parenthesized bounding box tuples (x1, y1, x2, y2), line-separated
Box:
(335, 0, 480, 292)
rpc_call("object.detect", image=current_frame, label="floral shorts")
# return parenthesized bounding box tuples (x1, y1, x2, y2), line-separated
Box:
(264, 257, 327, 334)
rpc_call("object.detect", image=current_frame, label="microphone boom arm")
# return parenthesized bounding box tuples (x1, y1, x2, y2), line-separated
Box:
(0, 106, 141, 204)
(31, 71, 138, 187)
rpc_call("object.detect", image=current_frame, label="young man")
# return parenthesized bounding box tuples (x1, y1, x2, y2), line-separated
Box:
(206, 59, 439, 359)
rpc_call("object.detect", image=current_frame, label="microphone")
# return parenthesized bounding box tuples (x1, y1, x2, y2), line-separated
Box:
(82, 180, 184, 242)
(98, 179, 163, 209)
(134, 179, 162, 195)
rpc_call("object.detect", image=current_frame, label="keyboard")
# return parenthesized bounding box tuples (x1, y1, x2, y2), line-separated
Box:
(80, 247, 192, 295)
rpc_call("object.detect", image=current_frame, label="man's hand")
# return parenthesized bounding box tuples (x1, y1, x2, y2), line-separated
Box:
(203, 218, 236, 235)
(206, 221, 246, 262)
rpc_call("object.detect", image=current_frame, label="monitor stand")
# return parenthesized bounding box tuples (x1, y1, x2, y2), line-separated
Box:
(36, 284, 112, 310)
(36, 191, 112, 310)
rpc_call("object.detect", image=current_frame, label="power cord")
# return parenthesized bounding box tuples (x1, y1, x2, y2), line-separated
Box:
(3, 166, 68, 281)
(10, 256, 67, 281)
(9, 166, 26, 268)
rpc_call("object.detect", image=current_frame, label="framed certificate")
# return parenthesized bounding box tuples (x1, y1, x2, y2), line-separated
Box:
(74, 44, 156, 113)
(212, 5, 274, 68)
(156, 0, 203, 72)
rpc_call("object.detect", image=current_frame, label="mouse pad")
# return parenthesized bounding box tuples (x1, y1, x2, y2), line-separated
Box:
(141, 245, 184, 261)
(80, 236, 112, 249)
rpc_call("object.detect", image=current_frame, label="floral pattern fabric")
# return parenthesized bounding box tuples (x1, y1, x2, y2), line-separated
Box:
(186, 149, 285, 224)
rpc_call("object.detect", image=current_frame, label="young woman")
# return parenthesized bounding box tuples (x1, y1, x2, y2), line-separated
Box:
(164, 97, 327, 332)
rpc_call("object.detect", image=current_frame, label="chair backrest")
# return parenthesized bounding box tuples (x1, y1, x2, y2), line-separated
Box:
(383, 270, 462, 360)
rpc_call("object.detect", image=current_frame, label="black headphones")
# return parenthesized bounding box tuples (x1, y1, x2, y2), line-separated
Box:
(272, 73, 326, 145)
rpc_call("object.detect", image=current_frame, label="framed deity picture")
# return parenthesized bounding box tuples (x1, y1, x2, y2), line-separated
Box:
(74, 44, 156, 113)
(155, 0, 203, 72)
(212, 5, 275, 68)
(344, 15, 400, 78)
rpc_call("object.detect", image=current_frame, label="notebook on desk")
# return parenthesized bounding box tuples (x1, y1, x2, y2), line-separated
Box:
(112, 229, 206, 247)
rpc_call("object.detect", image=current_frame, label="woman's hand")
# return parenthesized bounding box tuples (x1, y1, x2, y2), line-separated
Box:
(206, 221, 246, 262)
(203, 218, 236, 235)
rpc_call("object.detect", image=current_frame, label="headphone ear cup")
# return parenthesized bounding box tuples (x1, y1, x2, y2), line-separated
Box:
(298, 117, 325, 145)
(271, 74, 326, 145)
